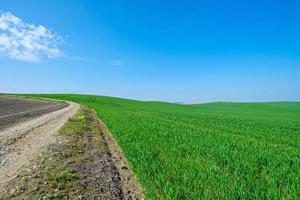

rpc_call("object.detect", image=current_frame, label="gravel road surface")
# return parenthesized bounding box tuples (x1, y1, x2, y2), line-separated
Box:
(0, 96, 79, 191)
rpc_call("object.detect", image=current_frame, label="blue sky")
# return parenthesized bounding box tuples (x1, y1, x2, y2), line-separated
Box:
(0, 0, 299, 102)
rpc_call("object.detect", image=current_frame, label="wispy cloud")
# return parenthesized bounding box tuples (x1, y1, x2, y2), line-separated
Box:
(0, 11, 63, 62)
(69, 56, 92, 62)
(108, 59, 124, 67)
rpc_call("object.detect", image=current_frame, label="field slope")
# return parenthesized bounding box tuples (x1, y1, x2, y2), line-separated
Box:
(25, 94, 300, 199)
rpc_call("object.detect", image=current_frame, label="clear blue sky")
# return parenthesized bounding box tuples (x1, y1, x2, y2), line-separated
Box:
(0, 0, 299, 102)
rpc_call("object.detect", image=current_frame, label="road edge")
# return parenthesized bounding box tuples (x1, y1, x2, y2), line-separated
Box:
(94, 109, 146, 200)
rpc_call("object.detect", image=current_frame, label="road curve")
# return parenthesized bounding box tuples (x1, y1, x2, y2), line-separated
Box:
(0, 96, 80, 191)
(0, 95, 68, 130)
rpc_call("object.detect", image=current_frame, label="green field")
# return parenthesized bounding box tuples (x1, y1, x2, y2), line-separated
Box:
(26, 94, 300, 199)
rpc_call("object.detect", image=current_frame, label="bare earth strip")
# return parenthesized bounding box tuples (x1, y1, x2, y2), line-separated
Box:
(0, 96, 68, 130)
(0, 101, 80, 191)
(0, 97, 145, 199)
(96, 114, 146, 200)
(1, 106, 145, 199)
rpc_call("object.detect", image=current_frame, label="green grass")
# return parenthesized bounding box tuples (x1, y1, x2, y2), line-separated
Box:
(23, 94, 300, 199)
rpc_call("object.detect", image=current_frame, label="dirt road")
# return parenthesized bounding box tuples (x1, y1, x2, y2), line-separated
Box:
(0, 96, 68, 130)
(0, 96, 79, 191)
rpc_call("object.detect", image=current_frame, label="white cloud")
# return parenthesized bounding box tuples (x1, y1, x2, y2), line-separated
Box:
(108, 59, 124, 67)
(0, 11, 63, 62)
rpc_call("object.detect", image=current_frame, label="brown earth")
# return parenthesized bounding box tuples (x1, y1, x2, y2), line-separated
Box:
(0, 100, 79, 191)
(96, 114, 146, 200)
(0, 97, 145, 199)
(0, 95, 68, 130)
